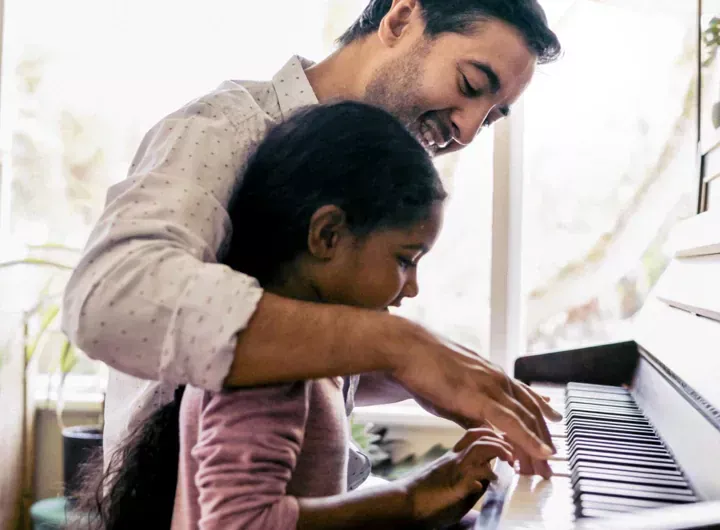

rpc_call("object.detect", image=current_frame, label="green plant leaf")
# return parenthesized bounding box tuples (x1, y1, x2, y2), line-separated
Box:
(0, 258, 74, 271)
(25, 303, 60, 362)
(27, 243, 81, 253)
(59, 339, 78, 374)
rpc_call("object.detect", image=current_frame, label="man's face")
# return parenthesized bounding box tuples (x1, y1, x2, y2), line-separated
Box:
(364, 12, 536, 156)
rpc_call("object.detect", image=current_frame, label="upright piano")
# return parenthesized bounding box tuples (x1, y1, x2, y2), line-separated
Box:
(475, 204, 720, 528)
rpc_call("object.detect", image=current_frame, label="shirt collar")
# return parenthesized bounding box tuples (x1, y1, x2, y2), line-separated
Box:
(272, 56, 319, 119)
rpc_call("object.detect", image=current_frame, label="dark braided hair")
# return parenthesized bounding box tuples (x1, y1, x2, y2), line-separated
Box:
(72, 101, 444, 529)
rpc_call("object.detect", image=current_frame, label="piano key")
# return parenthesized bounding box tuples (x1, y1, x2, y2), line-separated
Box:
(575, 461, 684, 478)
(577, 493, 677, 514)
(549, 422, 568, 437)
(580, 507, 632, 518)
(566, 383, 630, 394)
(567, 439, 669, 454)
(567, 429, 662, 445)
(572, 469, 690, 489)
(575, 479, 695, 498)
(566, 402, 643, 414)
(568, 442, 671, 459)
(570, 451, 679, 470)
(567, 392, 635, 403)
(566, 396, 635, 406)
(565, 410, 650, 426)
(566, 421, 655, 435)
(574, 483, 697, 503)
(549, 459, 572, 477)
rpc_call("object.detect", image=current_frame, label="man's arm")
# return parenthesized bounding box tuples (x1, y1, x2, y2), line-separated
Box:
(352, 372, 412, 407)
(62, 89, 273, 391)
(63, 88, 560, 460)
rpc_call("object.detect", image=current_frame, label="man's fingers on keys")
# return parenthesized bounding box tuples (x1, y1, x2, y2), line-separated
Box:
(534, 458, 553, 480)
(522, 382, 563, 422)
(511, 382, 556, 451)
(516, 450, 535, 476)
(484, 401, 554, 460)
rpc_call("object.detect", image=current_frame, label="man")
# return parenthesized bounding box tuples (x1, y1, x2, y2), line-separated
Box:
(62, 0, 563, 486)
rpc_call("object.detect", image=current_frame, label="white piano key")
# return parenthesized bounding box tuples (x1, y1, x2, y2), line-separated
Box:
(499, 475, 576, 530)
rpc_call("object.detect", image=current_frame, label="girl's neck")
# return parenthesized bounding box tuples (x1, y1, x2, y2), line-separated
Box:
(264, 270, 324, 305)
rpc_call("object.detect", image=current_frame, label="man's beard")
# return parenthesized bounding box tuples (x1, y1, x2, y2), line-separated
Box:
(363, 46, 426, 132)
(362, 44, 446, 156)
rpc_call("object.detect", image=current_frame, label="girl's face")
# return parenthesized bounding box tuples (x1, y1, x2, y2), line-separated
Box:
(308, 201, 444, 311)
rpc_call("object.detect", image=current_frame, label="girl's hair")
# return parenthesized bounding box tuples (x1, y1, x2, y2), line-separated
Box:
(72, 101, 445, 529)
(224, 100, 446, 285)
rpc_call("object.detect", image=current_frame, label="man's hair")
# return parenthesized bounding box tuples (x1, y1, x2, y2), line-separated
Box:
(337, 0, 561, 65)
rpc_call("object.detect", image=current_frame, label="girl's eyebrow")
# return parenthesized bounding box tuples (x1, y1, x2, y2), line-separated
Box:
(402, 243, 429, 253)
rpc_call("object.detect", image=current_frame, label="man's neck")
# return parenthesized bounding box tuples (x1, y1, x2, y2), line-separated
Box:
(305, 41, 372, 104)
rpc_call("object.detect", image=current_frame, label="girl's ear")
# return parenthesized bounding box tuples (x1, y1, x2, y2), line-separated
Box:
(307, 205, 349, 259)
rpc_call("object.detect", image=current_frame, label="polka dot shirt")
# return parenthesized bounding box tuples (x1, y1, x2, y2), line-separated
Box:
(62, 56, 368, 490)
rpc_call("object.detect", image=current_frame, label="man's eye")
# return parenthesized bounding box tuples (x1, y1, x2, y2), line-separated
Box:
(461, 74, 483, 97)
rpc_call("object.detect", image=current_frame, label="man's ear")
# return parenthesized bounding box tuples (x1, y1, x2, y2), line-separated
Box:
(378, 0, 419, 47)
(307, 205, 349, 260)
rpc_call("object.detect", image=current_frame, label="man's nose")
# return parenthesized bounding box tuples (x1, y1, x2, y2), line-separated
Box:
(451, 105, 493, 146)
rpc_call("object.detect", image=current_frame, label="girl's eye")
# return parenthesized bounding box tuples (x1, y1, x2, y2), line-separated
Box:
(397, 256, 413, 269)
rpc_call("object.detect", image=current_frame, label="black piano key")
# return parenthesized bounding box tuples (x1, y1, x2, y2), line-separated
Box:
(568, 442, 671, 459)
(575, 461, 684, 478)
(572, 470, 691, 489)
(567, 411, 650, 423)
(568, 429, 662, 445)
(570, 451, 679, 470)
(566, 419, 657, 432)
(566, 403, 643, 415)
(574, 482, 697, 503)
(568, 438, 669, 454)
(568, 417, 653, 430)
(567, 395, 635, 405)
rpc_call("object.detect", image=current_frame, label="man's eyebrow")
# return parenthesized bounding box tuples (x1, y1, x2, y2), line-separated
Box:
(469, 61, 501, 94)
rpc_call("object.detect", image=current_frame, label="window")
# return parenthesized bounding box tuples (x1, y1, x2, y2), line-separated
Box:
(522, 0, 699, 353)
(390, 136, 494, 356)
(0, 0, 700, 375)
(0, 0, 493, 371)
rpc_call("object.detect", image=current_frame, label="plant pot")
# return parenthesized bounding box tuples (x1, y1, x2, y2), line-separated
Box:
(62, 425, 103, 500)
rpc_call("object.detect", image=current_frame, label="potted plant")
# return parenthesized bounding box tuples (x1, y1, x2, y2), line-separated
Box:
(0, 242, 104, 529)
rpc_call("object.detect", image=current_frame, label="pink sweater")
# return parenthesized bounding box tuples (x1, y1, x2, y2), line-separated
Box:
(171, 378, 349, 530)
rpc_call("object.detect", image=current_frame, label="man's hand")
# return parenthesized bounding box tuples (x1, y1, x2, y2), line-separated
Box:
(229, 296, 561, 469)
(384, 316, 562, 464)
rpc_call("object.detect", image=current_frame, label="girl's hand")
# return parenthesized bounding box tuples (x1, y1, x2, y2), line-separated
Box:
(400, 428, 514, 529)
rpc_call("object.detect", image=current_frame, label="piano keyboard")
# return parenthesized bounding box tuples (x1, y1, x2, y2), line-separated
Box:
(482, 382, 698, 529)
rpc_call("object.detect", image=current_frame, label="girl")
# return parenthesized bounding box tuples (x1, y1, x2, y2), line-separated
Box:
(77, 101, 513, 529)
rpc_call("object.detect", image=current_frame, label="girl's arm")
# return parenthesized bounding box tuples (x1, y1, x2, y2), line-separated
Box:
(190, 384, 511, 530)
(191, 381, 415, 530)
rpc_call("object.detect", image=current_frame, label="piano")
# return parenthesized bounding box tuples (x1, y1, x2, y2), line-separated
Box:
(474, 208, 720, 529)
